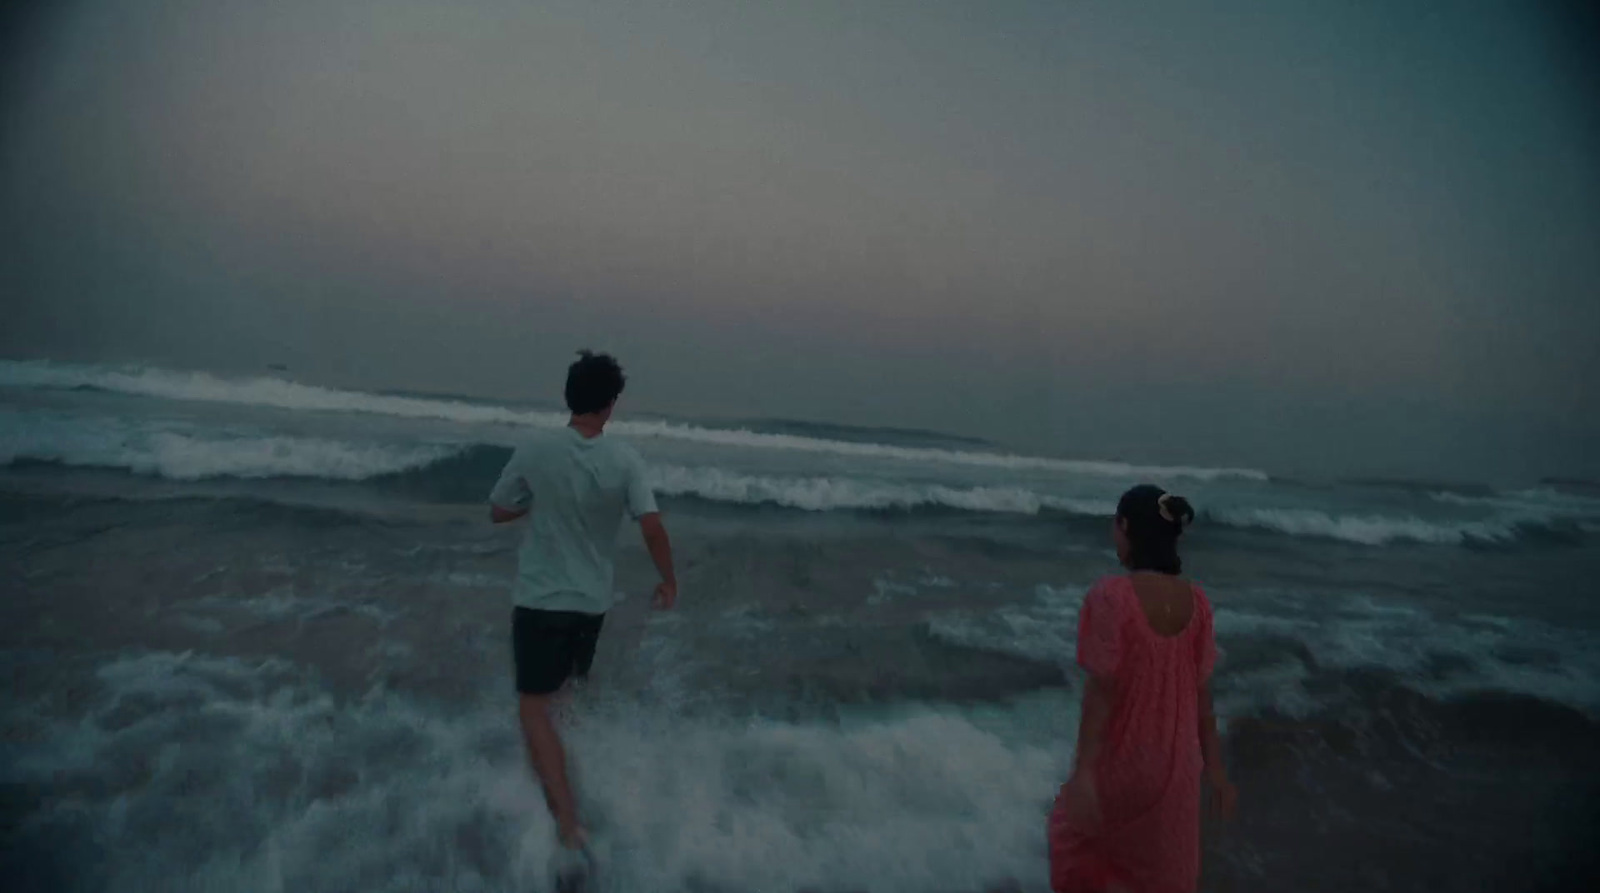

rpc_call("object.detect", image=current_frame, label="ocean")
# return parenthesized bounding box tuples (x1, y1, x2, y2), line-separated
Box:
(3, 359, 1598, 892)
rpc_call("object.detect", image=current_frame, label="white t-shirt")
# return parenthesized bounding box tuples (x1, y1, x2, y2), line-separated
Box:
(488, 427, 658, 614)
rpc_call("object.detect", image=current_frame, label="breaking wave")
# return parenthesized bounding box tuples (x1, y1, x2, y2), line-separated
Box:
(0, 360, 1266, 481)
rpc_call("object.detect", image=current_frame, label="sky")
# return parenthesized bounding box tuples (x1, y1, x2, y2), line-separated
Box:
(2, 0, 1597, 483)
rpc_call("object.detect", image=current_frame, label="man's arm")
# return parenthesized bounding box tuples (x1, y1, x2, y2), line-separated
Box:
(638, 512, 677, 608)
(490, 504, 529, 524)
(487, 447, 531, 523)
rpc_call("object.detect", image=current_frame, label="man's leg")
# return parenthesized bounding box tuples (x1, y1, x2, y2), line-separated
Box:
(519, 691, 586, 847)
(512, 608, 588, 847)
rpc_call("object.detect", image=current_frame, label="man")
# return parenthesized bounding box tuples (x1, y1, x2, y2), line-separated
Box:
(489, 350, 677, 851)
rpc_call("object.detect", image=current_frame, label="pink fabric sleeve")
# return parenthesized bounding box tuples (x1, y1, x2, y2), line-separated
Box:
(1194, 586, 1218, 683)
(1076, 581, 1122, 679)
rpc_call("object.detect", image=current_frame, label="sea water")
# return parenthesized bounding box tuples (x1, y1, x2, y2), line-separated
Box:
(3, 359, 1598, 891)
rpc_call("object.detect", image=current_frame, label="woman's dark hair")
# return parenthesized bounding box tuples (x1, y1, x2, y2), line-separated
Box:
(565, 350, 626, 414)
(1116, 484, 1196, 575)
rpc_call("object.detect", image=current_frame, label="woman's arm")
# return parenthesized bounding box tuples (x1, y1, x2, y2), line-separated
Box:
(1198, 684, 1222, 778)
(1073, 675, 1113, 776)
(1062, 675, 1113, 827)
(1198, 683, 1238, 818)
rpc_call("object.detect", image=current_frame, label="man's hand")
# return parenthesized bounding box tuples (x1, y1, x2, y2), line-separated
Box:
(490, 504, 529, 524)
(639, 513, 677, 609)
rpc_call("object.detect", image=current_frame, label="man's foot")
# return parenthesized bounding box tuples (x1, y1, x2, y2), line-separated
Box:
(552, 826, 594, 893)
(554, 856, 591, 893)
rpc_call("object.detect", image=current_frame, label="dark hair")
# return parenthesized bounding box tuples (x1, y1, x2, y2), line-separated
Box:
(1116, 484, 1195, 575)
(564, 350, 626, 415)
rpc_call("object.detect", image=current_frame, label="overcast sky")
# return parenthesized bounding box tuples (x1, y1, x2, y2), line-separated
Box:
(3, 0, 1597, 482)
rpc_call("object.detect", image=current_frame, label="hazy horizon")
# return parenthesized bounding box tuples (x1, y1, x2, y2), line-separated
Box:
(5, 0, 1598, 484)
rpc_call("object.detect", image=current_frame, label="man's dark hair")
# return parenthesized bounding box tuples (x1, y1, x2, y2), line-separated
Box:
(564, 350, 626, 415)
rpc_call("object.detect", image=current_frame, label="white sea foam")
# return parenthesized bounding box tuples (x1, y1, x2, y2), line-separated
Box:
(191, 586, 397, 624)
(2, 411, 1566, 546)
(1431, 487, 1600, 518)
(925, 583, 1600, 717)
(2, 403, 1578, 547)
(651, 463, 1114, 516)
(0, 359, 1266, 481)
(1214, 601, 1600, 716)
(0, 411, 454, 480)
(6, 650, 1067, 893)
(1208, 506, 1536, 546)
(925, 583, 1087, 666)
(649, 466, 1575, 546)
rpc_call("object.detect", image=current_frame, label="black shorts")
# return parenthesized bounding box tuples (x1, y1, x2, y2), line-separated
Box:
(512, 607, 606, 695)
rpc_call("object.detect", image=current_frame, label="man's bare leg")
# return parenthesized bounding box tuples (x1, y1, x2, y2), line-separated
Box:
(518, 692, 586, 848)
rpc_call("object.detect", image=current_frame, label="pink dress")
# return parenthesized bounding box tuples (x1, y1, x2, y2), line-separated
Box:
(1049, 576, 1218, 893)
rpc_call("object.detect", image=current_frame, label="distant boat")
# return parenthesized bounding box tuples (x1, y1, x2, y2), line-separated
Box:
(266, 363, 289, 372)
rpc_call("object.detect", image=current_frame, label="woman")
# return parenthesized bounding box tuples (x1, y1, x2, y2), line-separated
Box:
(1049, 485, 1237, 893)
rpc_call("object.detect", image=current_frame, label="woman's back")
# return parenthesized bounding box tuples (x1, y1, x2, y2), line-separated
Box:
(1128, 571, 1196, 637)
(1060, 574, 1217, 892)
(1091, 576, 1213, 802)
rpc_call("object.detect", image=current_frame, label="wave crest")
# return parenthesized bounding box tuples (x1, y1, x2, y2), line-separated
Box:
(0, 360, 1266, 482)
(652, 465, 1114, 516)
(1210, 506, 1582, 547)
(1, 413, 454, 481)
(3, 406, 1585, 549)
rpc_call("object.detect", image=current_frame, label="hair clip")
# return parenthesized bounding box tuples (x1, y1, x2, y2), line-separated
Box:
(1156, 492, 1178, 525)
